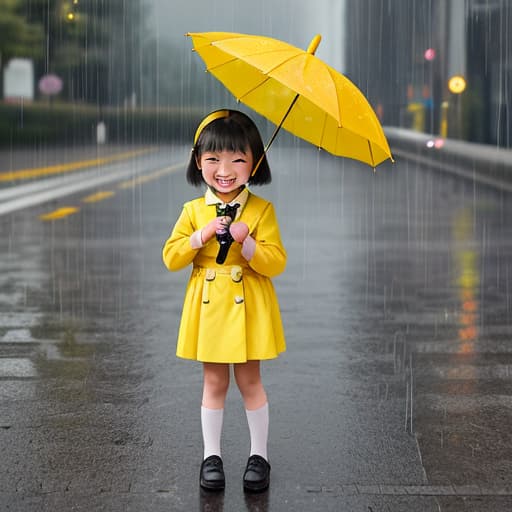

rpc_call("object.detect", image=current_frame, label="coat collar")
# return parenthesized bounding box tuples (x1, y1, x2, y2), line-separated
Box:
(205, 186, 249, 210)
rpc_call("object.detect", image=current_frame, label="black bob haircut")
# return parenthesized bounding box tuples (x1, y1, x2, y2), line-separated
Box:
(187, 110, 271, 186)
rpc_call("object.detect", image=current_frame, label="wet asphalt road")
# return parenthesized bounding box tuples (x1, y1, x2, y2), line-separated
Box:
(1, 144, 512, 511)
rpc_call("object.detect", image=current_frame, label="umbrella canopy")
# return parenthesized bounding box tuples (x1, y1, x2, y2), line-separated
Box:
(187, 31, 393, 169)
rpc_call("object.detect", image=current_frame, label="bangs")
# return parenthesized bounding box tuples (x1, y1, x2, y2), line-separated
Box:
(187, 109, 271, 186)
(198, 119, 250, 154)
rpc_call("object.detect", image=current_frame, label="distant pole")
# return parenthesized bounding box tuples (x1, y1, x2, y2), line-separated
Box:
(97, 121, 107, 145)
(440, 101, 449, 137)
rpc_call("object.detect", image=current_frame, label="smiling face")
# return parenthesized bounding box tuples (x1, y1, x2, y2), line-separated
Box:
(187, 111, 271, 189)
(197, 149, 253, 203)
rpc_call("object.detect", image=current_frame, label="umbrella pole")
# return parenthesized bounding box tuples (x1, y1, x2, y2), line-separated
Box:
(251, 94, 299, 176)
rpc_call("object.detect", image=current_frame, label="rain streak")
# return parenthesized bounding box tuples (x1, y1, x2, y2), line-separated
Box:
(1, 1, 512, 511)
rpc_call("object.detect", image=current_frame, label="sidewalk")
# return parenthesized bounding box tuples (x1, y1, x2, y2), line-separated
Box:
(385, 126, 512, 191)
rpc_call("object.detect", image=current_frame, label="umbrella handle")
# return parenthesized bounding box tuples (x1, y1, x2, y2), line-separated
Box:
(251, 93, 300, 176)
(251, 35, 321, 176)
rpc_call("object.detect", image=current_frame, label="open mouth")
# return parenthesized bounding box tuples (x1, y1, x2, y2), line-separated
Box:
(216, 178, 236, 187)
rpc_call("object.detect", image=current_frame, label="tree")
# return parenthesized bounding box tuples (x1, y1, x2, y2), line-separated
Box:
(0, 0, 44, 98)
(0, 0, 44, 62)
(14, 0, 147, 105)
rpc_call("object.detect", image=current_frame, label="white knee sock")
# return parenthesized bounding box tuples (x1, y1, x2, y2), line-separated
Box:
(245, 402, 269, 461)
(201, 406, 224, 459)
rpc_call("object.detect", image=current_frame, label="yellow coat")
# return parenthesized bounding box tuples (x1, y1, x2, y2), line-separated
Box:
(162, 191, 286, 363)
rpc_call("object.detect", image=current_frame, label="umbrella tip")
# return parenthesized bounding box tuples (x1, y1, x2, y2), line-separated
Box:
(307, 34, 322, 55)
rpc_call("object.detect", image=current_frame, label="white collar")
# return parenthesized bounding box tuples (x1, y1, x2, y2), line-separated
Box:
(205, 186, 249, 209)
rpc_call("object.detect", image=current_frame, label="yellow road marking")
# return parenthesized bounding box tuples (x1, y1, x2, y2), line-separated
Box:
(117, 175, 155, 189)
(82, 191, 115, 203)
(38, 161, 184, 221)
(0, 148, 156, 182)
(117, 163, 184, 189)
(39, 207, 80, 220)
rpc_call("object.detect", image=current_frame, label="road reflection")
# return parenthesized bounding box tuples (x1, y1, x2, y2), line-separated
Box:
(199, 489, 224, 512)
(452, 207, 480, 354)
(199, 489, 269, 512)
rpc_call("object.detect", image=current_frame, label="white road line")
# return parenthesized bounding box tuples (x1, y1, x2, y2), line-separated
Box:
(0, 159, 184, 216)
(0, 161, 127, 202)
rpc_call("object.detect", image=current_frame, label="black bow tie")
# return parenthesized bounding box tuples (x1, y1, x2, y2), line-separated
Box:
(216, 202, 240, 220)
(215, 203, 240, 264)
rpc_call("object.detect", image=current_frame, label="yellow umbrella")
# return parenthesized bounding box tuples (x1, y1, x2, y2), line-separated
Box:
(187, 31, 393, 171)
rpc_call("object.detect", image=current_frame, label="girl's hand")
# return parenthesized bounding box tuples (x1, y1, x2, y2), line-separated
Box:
(229, 222, 249, 243)
(201, 217, 231, 244)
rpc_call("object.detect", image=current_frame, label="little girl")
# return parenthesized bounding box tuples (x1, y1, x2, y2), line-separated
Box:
(162, 109, 286, 492)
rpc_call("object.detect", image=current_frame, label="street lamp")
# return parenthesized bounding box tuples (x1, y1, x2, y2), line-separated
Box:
(446, 75, 467, 139)
(448, 75, 467, 94)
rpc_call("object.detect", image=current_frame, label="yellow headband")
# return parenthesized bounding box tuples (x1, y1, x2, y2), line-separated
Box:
(193, 110, 230, 145)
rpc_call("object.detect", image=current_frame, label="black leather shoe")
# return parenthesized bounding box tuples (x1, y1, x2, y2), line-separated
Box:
(243, 455, 270, 492)
(200, 455, 225, 491)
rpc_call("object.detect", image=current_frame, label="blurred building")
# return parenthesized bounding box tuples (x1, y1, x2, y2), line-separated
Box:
(344, 0, 512, 148)
(466, 0, 511, 147)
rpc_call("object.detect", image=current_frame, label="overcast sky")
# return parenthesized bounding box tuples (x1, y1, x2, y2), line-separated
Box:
(146, 0, 346, 71)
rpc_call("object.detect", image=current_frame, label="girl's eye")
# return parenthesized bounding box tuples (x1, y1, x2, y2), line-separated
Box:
(233, 158, 247, 163)
(205, 157, 218, 162)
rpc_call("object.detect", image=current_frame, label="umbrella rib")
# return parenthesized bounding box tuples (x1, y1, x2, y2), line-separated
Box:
(237, 76, 273, 102)
(226, 52, 313, 103)
(319, 111, 329, 149)
(326, 66, 343, 127)
(259, 52, 304, 75)
(205, 58, 271, 101)
(206, 55, 242, 72)
(367, 140, 375, 167)
(206, 50, 303, 79)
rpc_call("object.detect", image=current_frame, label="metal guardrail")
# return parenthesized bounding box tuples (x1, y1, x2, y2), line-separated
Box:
(385, 127, 512, 192)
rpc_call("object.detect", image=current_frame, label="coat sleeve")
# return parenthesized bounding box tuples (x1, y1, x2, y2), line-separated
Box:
(162, 204, 199, 271)
(247, 203, 287, 278)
